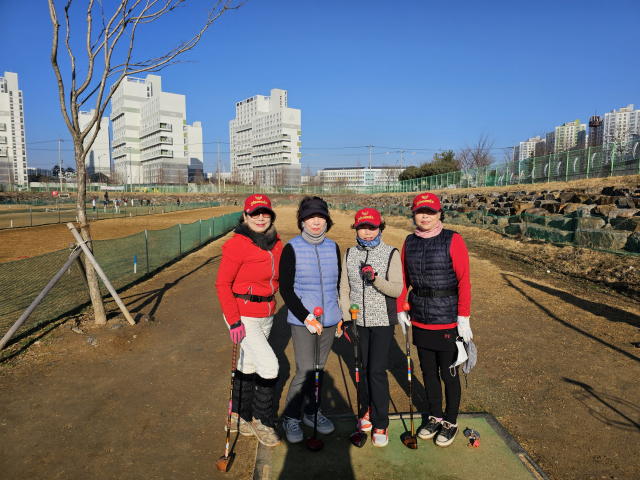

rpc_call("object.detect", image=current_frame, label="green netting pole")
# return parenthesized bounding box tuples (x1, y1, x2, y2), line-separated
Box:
(145, 229, 150, 274)
(586, 147, 591, 179)
(610, 143, 615, 177)
(199, 218, 202, 246)
(547, 155, 551, 182)
(565, 153, 569, 181)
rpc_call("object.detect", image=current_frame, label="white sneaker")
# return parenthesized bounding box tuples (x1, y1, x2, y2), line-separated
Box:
(283, 416, 304, 443)
(372, 428, 389, 447)
(303, 409, 335, 434)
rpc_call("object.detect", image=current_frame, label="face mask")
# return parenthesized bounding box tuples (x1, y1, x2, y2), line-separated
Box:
(449, 341, 468, 377)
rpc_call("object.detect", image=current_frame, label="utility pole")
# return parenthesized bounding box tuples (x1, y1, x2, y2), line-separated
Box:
(369, 143, 372, 189)
(217, 141, 221, 193)
(58, 136, 63, 192)
(398, 150, 405, 169)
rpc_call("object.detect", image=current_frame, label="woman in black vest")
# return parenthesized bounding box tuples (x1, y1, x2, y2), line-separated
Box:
(396, 192, 472, 447)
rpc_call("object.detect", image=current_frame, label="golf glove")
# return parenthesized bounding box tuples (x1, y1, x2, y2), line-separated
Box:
(304, 313, 323, 335)
(335, 320, 344, 338)
(361, 264, 376, 282)
(398, 311, 411, 335)
(457, 316, 473, 343)
(229, 320, 246, 344)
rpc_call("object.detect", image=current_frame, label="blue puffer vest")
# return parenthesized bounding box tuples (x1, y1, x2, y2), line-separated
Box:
(286, 235, 341, 327)
(405, 229, 458, 326)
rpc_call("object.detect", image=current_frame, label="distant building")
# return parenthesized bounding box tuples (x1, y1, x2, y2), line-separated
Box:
(546, 120, 586, 153)
(229, 89, 301, 186)
(27, 167, 53, 178)
(186, 121, 203, 181)
(79, 109, 111, 179)
(320, 166, 404, 188)
(0, 72, 27, 186)
(110, 74, 203, 185)
(603, 104, 640, 145)
(514, 136, 546, 161)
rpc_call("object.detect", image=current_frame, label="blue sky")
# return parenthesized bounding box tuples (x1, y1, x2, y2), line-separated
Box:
(1, 0, 639, 174)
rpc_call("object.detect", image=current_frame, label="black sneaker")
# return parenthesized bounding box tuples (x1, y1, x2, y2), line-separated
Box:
(417, 416, 442, 440)
(435, 421, 458, 447)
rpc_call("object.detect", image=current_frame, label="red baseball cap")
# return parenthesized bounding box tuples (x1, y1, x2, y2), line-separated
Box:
(244, 194, 274, 215)
(354, 208, 382, 228)
(412, 193, 441, 212)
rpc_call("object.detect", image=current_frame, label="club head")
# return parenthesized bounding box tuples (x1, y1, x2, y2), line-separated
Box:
(350, 431, 367, 448)
(216, 453, 236, 472)
(306, 435, 324, 452)
(401, 432, 418, 450)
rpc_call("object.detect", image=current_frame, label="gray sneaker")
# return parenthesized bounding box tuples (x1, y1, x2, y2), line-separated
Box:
(224, 413, 253, 436)
(250, 418, 282, 447)
(282, 416, 304, 443)
(303, 409, 335, 434)
(418, 416, 442, 440)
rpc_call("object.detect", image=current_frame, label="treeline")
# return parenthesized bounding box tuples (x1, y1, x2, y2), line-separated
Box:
(398, 133, 496, 181)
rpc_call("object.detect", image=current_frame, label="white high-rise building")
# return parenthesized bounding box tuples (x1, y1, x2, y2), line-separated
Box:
(320, 166, 405, 188)
(515, 136, 546, 161)
(546, 120, 586, 153)
(110, 74, 202, 185)
(79, 110, 110, 179)
(186, 121, 203, 181)
(229, 88, 301, 186)
(603, 104, 640, 145)
(0, 72, 27, 186)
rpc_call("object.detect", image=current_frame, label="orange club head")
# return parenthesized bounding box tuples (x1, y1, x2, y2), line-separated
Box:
(349, 304, 359, 320)
(403, 302, 410, 312)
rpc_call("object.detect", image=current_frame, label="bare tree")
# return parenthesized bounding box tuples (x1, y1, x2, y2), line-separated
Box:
(462, 131, 495, 168)
(155, 164, 166, 185)
(193, 170, 205, 185)
(174, 168, 186, 185)
(48, 0, 243, 324)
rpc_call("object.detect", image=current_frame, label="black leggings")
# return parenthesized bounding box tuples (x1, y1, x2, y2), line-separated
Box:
(417, 347, 461, 424)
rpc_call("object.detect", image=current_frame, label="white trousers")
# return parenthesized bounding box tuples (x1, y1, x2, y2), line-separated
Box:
(226, 315, 279, 379)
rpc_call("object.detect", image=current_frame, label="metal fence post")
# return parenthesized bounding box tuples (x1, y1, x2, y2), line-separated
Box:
(565, 152, 569, 182)
(610, 143, 616, 177)
(199, 218, 202, 246)
(145, 229, 150, 274)
(547, 155, 551, 182)
(587, 147, 591, 179)
(179, 222, 182, 256)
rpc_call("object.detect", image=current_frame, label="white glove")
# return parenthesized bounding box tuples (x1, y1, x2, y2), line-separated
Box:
(397, 311, 411, 335)
(457, 316, 473, 343)
(304, 313, 323, 335)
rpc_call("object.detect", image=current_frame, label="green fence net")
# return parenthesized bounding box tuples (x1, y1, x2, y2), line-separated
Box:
(0, 201, 221, 230)
(329, 203, 640, 256)
(0, 211, 241, 345)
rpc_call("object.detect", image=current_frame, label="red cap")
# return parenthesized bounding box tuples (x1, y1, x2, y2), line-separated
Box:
(354, 208, 382, 228)
(244, 194, 274, 215)
(412, 193, 441, 212)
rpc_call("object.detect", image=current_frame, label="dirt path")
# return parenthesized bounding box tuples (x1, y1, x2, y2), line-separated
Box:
(0, 205, 240, 262)
(1, 207, 639, 479)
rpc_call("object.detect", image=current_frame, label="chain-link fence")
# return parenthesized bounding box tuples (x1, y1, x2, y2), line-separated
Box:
(329, 203, 640, 256)
(0, 211, 241, 345)
(0, 201, 221, 230)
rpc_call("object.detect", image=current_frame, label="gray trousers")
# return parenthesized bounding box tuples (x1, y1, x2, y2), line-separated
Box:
(283, 323, 337, 419)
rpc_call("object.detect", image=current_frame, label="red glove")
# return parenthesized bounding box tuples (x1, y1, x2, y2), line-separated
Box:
(229, 320, 246, 344)
(361, 264, 376, 282)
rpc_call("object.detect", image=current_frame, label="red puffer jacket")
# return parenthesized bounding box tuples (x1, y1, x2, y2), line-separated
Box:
(215, 231, 283, 326)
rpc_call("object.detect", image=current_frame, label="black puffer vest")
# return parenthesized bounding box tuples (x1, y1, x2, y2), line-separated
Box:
(405, 229, 458, 326)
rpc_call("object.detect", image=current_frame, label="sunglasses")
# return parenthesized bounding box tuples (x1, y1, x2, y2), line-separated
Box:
(249, 210, 272, 219)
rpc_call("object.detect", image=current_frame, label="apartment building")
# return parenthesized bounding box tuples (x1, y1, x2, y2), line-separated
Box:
(79, 109, 111, 179)
(186, 121, 203, 181)
(546, 120, 586, 153)
(320, 166, 404, 188)
(603, 104, 640, 145)
(514, 136, 546, 161)
(110, 74, 202, 185)
(0, 72, 27, 186)
(229, 88, 301, 185)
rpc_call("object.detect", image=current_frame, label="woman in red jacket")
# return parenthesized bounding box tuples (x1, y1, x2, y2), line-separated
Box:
(396, 192, 472, 448)
(215, 194, 283, 447)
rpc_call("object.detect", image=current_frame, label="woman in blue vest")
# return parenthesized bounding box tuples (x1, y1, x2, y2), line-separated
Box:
(397, 192, 472, 447)
(279, 196, 342, 444)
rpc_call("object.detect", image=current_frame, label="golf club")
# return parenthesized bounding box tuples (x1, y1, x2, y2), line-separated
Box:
(401, 301, 418, 450)
(306, 306, 324, 452)
(216, 341, 238, 472)
(348, 303, 367, 448)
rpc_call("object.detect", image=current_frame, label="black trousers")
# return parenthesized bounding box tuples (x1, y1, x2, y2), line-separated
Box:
(416, 347, 461, 424)
(357, 325, 395, 430)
